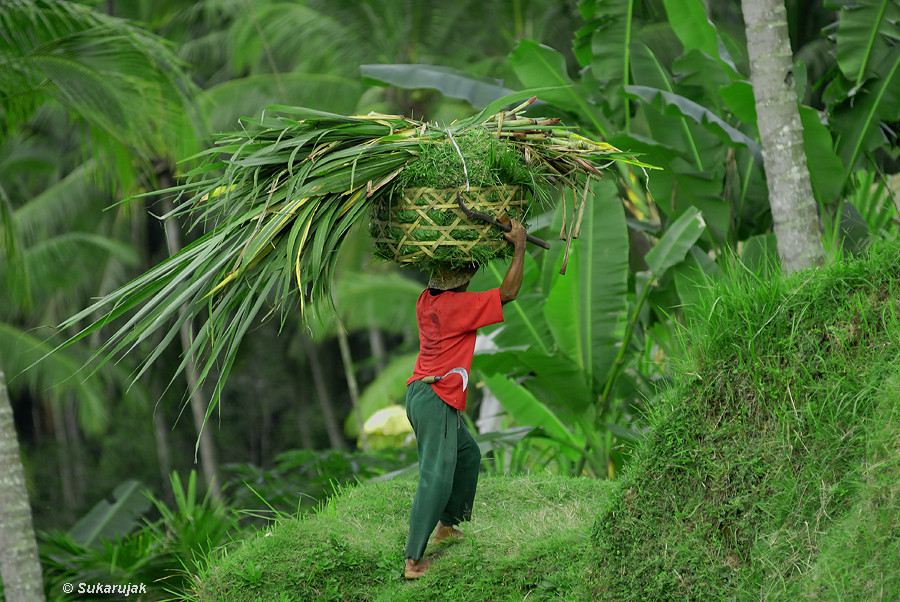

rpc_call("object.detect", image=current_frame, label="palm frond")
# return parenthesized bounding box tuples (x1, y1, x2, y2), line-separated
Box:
(0, 323, 148, 435)
(0, 0, 199, 186)
(10, 161, 108, 244)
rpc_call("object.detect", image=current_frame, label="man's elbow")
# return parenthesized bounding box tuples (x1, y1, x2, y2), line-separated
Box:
(499, 287, 518, 304)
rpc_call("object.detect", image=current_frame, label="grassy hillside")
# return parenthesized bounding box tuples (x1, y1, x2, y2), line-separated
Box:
(192, 475, 613, 601)
(194, 242, 899, 601)
(591, 242, 900, 600)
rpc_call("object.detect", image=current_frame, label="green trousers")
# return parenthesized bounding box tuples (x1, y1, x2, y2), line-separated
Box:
(404, 379, 482, 560)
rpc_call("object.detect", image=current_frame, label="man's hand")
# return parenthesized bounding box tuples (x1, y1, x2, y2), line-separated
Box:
(502, 218, 527, 248)
(498, 215, 527, 304)
(499, 214, 527, 248)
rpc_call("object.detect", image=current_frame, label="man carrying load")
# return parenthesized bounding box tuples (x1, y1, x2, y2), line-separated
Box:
(404, 218, 528, 579)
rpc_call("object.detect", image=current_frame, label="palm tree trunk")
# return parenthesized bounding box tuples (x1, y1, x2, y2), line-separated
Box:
(295, 391, 314, 449)
(368, 326, 387, 373)
(152, 403, 174, 503)
(160, 193, 221, 500)
(743, 0, 824, 273)
(302, 339, 346, 450)
(48, 398, 76, 522)
(0, 371, 46, 602)
(336, 322, 369, 452)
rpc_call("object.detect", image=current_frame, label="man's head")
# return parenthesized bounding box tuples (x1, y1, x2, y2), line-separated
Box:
(428, 264, 478, 292)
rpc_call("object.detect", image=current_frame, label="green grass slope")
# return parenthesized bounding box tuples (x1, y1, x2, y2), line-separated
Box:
(195, 242, 899, 601)
(193, 475, 613, 601)
(591, 242, 900, 600)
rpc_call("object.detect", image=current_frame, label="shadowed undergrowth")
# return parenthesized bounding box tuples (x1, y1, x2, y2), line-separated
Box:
(194, 242, 899, 601)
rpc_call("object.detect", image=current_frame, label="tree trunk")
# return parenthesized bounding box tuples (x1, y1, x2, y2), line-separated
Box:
(336, 322, 369, 452)
(743, 0, 824, 274)
(152, 403, 174, 503)
(0, 371, 46, 602)
(49, 398, 76, 522)
(368, 326, 387, 374)
(295, 390, 314, 449)
(303, 339, 346, 450)
(161, 194, 221, 500)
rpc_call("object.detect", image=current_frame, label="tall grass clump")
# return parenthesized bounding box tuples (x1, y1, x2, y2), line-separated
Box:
(589, 241, 900, 600)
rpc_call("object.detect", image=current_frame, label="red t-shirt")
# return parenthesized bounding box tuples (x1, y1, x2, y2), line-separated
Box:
(407, 288, 504, 411)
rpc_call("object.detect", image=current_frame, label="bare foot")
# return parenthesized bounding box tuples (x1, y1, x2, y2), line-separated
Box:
(404, 557, 433, 580)
(431, 520, 465, 544)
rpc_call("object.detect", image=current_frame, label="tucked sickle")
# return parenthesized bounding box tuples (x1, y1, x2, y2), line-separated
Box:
(420, 367, 469, 391)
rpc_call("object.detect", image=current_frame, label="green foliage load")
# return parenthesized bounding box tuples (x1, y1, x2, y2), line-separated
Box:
(590, 242, 900, 599)
(370, 129, 535, 269)
(60, 93, 647, 420)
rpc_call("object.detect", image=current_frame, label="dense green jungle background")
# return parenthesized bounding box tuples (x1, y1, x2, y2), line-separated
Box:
(0, 0, 897, 599)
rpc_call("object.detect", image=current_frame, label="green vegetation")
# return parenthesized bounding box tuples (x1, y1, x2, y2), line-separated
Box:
(2, 1, 898, 600)
(194, 242, 899, 601)
(592, 241, 900, 599)
(396, 128, 534, 191)
(193, 475, 612, 602)
(372, 128, 538, 267)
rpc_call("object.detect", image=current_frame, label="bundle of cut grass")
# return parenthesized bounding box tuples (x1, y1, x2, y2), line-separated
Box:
(370, 127, 536, 268)
(371, 184, 526, 267)
(60, 92, 650, 413)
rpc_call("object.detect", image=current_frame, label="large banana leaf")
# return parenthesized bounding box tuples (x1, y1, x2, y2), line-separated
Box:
(662, 0, 739, 76)
(624, 85, 762, 161)
(826, 0, 900, 177)
(644, 206, 706, 277)
(480, 371, 583, 462)
(511, 351, 594, 415)
(831, 54, 900, 178)
(473, 179, 630, 446)
(798, 105, 845, 205)
(574, 0, 632, 83)
(473, 252, 551, 354)
(360, 64, 515, 110)
(543, 178, 628, 387)
(592, 204, 707, 428)
(509, 39, 612, 136)
(69, 480, 151, 548)
(829, 0, 900, 86)
(718, 80, 757, 123)
(628, 42, 722, 171)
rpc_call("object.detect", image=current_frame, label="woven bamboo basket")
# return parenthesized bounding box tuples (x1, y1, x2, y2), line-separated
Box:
(370, 185, 526, 266)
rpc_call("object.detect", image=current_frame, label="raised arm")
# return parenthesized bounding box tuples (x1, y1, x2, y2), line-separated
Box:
(499, 218, 527, 304)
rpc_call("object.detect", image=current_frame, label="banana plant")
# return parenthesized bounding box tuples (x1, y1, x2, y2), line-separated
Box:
(611, 0, 899, 251)
(472, 180, 706, 477)
(825, 0, 900, 181)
